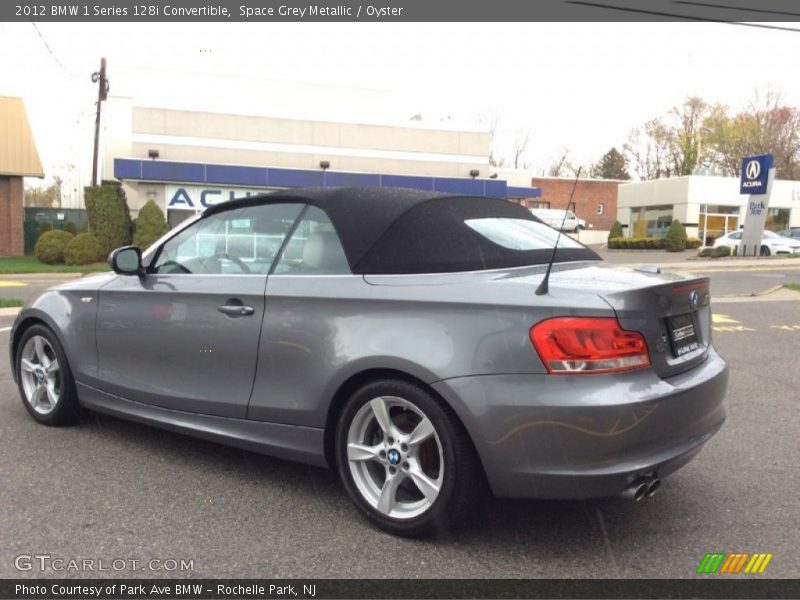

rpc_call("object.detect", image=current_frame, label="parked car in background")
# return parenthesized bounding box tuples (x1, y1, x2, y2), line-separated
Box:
(778, 228, 800, 240)
(11, 188, 728, 537)
(529, 208, 581, 232)
(714, 230, 800, 256)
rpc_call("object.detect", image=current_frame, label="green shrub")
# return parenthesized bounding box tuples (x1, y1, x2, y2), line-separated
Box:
(608, 221, 623, 242)
(697, 247, 714, 257)
(133, 200, 169, 250)
(713, 245, 732, 257)
(37, 221, 52, 240)
(34, 230, 74, 264)
(63, 221, 79, 236)
(664, 219, 688, 252)
(64, 233, 103, 265)
(686, 237, 702, 250)
(84, 180, 133, 257)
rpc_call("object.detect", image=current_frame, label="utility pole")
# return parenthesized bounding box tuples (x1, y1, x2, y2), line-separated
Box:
(91, 57, 108, 186)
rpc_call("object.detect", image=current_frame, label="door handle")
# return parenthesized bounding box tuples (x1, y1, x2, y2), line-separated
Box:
(217, 304, 255, 317)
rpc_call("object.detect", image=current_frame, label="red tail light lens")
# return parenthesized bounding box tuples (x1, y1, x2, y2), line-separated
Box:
(529, 317, 650, 374)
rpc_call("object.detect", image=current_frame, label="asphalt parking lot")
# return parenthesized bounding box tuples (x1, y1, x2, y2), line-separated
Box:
(0, 279, 798, 579)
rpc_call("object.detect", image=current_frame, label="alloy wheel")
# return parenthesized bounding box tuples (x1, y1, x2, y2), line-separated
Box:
(346, 396, 444, 519)
(19, 335, 61, 415)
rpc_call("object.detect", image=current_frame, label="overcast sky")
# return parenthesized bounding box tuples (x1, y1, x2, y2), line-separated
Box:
(2, 21, 799, 189)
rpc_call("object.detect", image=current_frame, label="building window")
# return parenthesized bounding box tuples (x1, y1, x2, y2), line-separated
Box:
(596, 203, 604, 215)
(699, 204, 740, 246)
(765, 208, 790, 232)
(629, 205, 673, 238)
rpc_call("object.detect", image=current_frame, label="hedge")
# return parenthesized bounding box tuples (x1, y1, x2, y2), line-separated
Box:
(34, 230, 74, 264)
(84, 180, 133, 257)
(64, 233, 103, 265)
(697, 245, 733, 258)
(608, 237, 664, 249)
(133, 200, 169, 250)
(609, 235, 702, 250)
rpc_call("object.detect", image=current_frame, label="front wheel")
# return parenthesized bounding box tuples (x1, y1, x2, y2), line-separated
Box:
(760, 245, 771, 256)
(335, 379, 483, 537)
(16, 324, 80, 425)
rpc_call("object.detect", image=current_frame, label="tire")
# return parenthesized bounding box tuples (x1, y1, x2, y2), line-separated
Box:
(16, 324, 80, 425)
(335, 379, 483, 537)
(760, 245, 771, 257)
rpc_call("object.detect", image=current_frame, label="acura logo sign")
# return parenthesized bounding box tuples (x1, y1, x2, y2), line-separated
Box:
(745, 160, 761, 180)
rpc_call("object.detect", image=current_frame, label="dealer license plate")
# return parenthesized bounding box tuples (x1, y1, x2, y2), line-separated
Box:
(668, 313, 699, 357)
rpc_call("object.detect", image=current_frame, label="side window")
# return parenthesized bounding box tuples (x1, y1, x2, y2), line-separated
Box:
(153, 203, 303, 275)
(729, 231, 742, 240)
(273, 206, 350, 275)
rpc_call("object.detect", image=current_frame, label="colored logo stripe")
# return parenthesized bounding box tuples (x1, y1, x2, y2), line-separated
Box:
(744, 554, 774, 574)
(697, 553, 726, 574)
(720, 553, 749, 573)
(697, 552, 773, 574)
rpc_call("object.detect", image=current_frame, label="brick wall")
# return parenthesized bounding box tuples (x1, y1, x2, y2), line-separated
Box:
(530, 178, 621, 231)
(0, 176, 25, 255)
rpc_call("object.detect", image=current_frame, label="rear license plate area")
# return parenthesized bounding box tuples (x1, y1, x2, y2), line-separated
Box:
(668, 312, 699, 357)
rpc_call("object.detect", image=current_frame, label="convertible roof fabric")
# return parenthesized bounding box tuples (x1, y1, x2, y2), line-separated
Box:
(204, 187, 600, 274)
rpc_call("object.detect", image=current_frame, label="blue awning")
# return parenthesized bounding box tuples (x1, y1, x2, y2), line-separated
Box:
(114, 158, 541, 200)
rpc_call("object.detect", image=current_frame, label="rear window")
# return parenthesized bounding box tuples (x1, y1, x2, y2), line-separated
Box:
(465, 218, 583, 251)
(354, 196, 600, 274)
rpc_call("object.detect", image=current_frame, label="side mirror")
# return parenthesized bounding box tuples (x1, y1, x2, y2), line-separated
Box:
(108, 246, 144, 276)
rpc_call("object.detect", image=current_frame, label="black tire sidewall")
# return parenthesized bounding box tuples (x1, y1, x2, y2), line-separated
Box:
(335, 379, 463, 537)
(16, 324, 79, 425)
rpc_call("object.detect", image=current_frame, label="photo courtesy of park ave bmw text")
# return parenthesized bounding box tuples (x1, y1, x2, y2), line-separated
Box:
(0, 1, 799, 599)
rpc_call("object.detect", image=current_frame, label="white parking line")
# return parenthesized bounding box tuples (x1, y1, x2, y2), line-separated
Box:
(0, 326, 12, 332)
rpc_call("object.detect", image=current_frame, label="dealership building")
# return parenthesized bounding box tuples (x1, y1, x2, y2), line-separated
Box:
(102, 98, 541, 227)
(618, 174, 800, 245)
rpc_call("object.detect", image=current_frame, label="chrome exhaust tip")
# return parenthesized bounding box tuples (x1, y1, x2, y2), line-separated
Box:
(620, 480, 650, 502)
(646, 478, 661, 497)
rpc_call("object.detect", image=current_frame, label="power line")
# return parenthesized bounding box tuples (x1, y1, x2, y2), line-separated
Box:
(566, 1, 800, 33)
(673, 0, 800, 18)
(29, 22, 82, 79)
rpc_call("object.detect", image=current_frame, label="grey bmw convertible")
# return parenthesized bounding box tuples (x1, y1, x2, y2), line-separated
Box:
(10, 187, 727, 536)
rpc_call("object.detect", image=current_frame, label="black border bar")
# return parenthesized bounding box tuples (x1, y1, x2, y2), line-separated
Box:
(5, 0, 800, 23)
(2, 579, 800, 599)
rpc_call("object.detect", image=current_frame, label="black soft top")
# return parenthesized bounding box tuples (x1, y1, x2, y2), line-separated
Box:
(204, 187, 600, 274)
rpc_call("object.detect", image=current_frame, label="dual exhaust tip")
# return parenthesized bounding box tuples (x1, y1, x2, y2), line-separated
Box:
(621, 476, 661, 502)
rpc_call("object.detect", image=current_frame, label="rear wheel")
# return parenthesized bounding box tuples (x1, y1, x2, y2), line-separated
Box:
(335, 379, 482, 537)
(760, 245, 771, 256)
(16, 324, 80, 425)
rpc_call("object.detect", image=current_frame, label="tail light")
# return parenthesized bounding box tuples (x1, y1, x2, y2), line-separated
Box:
(530, 317, 650, 374)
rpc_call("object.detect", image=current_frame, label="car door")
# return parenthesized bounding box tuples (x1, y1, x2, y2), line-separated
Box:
(95, 202, 304, 418)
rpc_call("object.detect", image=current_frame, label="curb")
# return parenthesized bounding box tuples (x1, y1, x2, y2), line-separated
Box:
(0, 307, 21, 317)
(716, 284, 784, 300)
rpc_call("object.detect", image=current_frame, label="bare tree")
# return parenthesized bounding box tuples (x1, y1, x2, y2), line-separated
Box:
(546, 147, 572, 176)
(512, 128, 531, 170)
(624, 118, 673, 180)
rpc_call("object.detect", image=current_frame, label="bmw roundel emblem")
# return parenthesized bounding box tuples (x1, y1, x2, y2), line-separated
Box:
(387, 449, 400, 465)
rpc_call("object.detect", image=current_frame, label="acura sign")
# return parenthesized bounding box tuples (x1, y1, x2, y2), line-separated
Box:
(739, 154, 772, 194)
(739, 154, 775, 257)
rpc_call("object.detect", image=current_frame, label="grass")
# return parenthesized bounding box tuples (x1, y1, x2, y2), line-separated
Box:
(0, 256, 108, 274)
(0, 298, 24, 307)
(785, 284, 800, 293)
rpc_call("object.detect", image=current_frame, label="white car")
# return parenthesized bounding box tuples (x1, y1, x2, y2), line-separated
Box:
(529, 208, 581, 232)
(713, 230, 800, 256)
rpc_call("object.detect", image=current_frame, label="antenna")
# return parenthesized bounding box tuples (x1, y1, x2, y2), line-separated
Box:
(535, 167, 582, 296)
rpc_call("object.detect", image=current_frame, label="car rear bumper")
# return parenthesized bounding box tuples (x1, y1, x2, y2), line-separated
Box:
(432, 347, 728, 499)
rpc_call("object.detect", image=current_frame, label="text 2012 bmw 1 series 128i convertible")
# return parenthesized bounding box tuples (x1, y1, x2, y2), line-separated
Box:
(11, 187, 727, 536)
